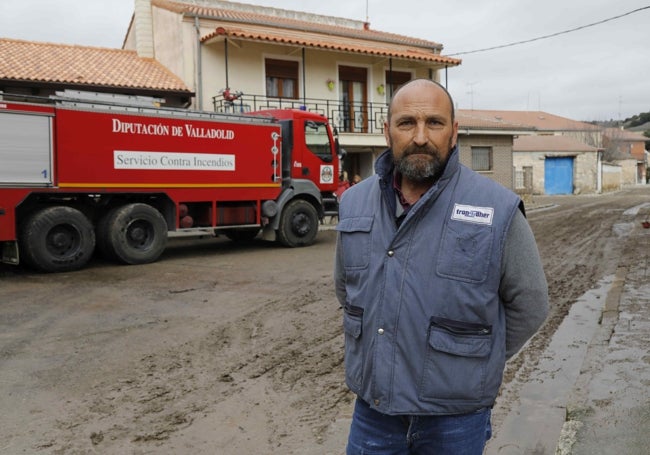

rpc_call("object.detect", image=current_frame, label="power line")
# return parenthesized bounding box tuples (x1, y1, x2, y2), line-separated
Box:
(447, 6, 650, 56)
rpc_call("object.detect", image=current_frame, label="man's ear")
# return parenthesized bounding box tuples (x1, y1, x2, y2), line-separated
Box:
(384, 122, 391, 147)
(451, 120, 459, 148)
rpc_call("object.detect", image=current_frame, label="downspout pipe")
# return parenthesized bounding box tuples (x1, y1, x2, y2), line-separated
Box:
(194, 16, 203, 110)
(302, 47, 306, 107)
(224, 39, 229, 89)
(388, 58, 393, 97)
(597, 149, 603, 193)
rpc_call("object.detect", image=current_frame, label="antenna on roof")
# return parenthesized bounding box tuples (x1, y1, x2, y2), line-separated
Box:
(366, 0, 369, 23)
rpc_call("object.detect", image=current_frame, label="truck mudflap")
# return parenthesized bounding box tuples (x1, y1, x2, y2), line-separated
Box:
(1, 241, 19, 265)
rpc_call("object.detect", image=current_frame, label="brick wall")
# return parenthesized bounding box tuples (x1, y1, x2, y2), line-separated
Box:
(458, 134, 514, 189)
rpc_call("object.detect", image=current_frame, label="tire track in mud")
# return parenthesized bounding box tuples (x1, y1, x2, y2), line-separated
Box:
(44, 276, 348, 453)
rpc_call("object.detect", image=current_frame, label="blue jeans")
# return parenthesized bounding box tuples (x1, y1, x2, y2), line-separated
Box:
(346, 398, 492, 455)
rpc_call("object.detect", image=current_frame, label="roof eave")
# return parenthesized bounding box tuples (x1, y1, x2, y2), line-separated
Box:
(202, 27, 461, 67)
(1, 78, 194, 97)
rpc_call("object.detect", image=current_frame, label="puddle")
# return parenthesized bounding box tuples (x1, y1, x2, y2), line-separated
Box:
(612, 222, 635, 237)
(622, 202, 650, 217)
(485, 275, 615, 454)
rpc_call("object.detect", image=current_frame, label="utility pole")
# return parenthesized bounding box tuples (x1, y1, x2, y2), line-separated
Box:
(466, 82, 477, 110)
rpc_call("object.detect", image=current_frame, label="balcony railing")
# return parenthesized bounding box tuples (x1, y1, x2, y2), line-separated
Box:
(212, 93, 388, 135)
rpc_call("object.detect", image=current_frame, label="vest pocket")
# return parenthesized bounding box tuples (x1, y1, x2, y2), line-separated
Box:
(437, 222, 493, 282)
(343, 304, 364, 389)
(336, 216, 374, 269)
(419, 317, 491, 401)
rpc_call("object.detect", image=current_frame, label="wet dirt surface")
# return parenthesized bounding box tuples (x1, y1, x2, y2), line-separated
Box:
(1, 186, 649, 454)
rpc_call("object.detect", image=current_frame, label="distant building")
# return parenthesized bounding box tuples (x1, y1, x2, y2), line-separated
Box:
(462, 109, 648, 194)
(602, 127, 647, 184)
(513, 135, 600, 195)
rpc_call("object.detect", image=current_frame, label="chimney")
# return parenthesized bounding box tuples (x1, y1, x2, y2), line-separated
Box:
(134, 0, 154, 58)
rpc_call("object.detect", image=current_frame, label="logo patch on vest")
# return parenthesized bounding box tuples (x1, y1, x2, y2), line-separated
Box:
(451, 204, 494, 225)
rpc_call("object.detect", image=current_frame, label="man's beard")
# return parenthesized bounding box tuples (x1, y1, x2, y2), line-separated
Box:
(394, 141, 452, 183)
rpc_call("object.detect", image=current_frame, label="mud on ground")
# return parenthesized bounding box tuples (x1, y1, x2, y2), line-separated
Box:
(1, 186, 649, 454)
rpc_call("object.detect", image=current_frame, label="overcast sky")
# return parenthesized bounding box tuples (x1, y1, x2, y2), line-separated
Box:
(1, 0, 648, 121)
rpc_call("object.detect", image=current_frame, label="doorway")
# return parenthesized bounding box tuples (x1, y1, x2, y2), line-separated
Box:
(544, 156, 574, 194)
(338, 66, 368, 133)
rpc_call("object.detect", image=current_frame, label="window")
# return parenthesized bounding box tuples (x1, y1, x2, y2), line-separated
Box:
(385, 70, 412, 98)
(304, 120, 333, 162)
(471, 147, 492, 171)
(515, 169, 525, 189)
(265, 59, 299, 98)
(338, 66, 368, 133)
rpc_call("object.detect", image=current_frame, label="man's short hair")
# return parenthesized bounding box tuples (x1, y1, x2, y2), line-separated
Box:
(387, 79, 455, 123)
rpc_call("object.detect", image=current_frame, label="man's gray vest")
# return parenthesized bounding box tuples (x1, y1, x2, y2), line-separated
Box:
(336, 147, 521, 415)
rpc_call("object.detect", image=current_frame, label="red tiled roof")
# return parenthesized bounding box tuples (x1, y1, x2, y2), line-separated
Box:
(457, 110, 533, 131)
(0, 38, 192, 93)
(514, 135, 599, 153)
(204, 25, 460, 65)
(153, 0, 460, 66)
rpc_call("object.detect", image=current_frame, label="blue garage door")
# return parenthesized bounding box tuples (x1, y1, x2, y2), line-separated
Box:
(545, 157, 574, 194)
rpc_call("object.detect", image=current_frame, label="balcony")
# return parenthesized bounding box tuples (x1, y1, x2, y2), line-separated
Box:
(212, 93, 388, 135)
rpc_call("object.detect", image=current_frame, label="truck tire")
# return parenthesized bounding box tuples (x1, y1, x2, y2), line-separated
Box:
(19, 206, 96, 273)
(97, 203, 167, 265)
(277, 199, 319, 247)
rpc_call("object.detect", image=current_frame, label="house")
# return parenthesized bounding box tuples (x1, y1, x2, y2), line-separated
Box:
(456, 110, 534, 190)
(512, 135, 600, 195)
(462, 110, 626, 194)
(602, 127, 647, 184)
(121, 0, 465, 180)
(0, 38, 192, 106)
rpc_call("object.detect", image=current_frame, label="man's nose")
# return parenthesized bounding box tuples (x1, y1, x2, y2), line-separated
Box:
(412, 123, 428, 146)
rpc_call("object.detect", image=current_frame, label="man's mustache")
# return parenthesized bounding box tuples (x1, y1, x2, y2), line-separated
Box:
(402, 144, 439, 157)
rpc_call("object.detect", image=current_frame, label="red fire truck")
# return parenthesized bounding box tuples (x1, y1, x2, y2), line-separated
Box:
(0, 91, 341, 272)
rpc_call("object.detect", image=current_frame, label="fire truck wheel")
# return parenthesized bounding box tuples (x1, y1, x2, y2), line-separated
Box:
(19, 206, 96, 273)
(98, 203, 168, 265)
(277, 199, 319, 247)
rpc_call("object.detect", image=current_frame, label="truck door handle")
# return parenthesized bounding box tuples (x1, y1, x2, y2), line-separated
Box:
(302, 167, 310, 176)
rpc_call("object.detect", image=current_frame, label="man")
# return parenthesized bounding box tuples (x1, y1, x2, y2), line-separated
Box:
(334, 79, 548, 454)
(336, 171, 351, 201)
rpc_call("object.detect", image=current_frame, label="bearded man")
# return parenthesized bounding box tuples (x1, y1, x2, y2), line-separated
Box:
(334, 79, 549, 454)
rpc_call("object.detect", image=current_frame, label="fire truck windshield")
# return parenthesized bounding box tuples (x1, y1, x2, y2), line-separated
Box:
(304, 121, 333, 162)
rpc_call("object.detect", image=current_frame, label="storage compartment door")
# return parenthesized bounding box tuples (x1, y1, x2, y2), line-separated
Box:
(0, 112, 52, 185)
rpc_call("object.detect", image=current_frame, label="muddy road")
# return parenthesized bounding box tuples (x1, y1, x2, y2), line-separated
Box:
(1, 186, 649, 454)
